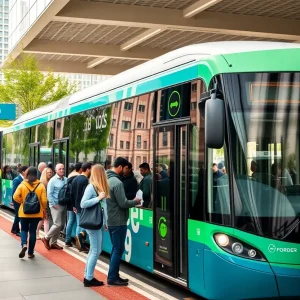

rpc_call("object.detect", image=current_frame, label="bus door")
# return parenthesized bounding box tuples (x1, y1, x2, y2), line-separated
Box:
(29, 143, 40, 168)
(52, 139, 69, 176)
(153, 122, 189, 286)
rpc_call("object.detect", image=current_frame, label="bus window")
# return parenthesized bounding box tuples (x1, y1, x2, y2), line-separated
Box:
(55, 118, 70, 140)
(225, 72, 300, 243)
(207, 145, 231, 225)
(189, 80, 206, 221)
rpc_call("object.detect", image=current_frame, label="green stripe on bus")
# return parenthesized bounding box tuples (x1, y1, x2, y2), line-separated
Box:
(128, 208, 153, 229)
(189, 221, 300, 263)
(216, 48, 300, 73)
(188, 219, 206, 244)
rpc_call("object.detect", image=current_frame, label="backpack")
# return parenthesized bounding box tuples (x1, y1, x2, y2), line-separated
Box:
(58, 176, 76, 206)
(23, 183, 41, 214)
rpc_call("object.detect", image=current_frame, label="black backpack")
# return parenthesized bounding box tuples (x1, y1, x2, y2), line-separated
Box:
(23, 183, 41, 214)
(58, 177, 76, 206)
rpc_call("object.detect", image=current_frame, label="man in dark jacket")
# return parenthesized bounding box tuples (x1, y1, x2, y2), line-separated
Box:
(122, 162, 138, 200)
(65, 162, 82, 248)
(70, 162, 92, 251)
(106, 157, 141, 286)
(139, 163, 152, 208)
(157, 163, 168, 179)
(212, 163, 224, 186)
(11, 166, 28, 236)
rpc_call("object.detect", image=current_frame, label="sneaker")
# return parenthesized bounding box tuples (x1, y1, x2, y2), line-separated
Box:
(75, 233, 84, 251)
(28, 254, 35, 259)
(41, 237, 50, 250)
(19, 246, 27, 258)
(65, 241, 72, 247)
(84, 278, 104, 287)
(118, 277, 129, 283)
(80, 246, 89, 253)
(107, 279, 128, 286)
(83, 242, 90, 249)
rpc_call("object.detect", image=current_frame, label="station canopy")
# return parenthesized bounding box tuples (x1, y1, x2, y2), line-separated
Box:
(7, 0, 300, 75)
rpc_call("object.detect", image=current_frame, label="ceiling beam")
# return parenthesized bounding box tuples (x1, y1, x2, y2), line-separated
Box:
(36, 59, 130, 75)
(183, 0, 224, 18)
(121, 28, 164, 51)
(23, 39, 167, 60)
(54, 1, 300, 40)
(87, 57, 110, 68)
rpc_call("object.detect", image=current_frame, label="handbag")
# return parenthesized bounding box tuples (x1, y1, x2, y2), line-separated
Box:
(79, 185, 103, 230)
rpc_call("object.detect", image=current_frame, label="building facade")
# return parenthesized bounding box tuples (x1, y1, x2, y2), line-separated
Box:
(59, 73, 110, 91)
(7, 1, 109, 88)
(9, 0, 52, 53)
(0, 0, 9, 82)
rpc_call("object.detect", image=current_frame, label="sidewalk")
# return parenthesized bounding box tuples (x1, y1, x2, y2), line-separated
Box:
(0, 214, 150, 300)
(0, 228, 105, 300)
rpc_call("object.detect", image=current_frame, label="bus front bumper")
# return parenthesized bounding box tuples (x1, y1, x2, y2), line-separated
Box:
(203, 249, 300, 299)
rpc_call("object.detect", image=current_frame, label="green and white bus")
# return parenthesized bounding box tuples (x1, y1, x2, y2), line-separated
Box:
(1, 42, 300, 299)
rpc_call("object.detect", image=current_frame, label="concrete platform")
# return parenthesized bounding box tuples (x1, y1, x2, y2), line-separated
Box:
(0, 229, 105, 300)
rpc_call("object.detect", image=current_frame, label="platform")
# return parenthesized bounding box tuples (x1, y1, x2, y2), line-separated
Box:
(0, 213, 166, 300)
(0, 228, 106, 300)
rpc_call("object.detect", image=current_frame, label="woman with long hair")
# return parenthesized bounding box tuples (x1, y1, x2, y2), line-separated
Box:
(13, 167, 47, 258)
(80, 164, 108, 287)
(3, 165, 13, 179)
(36, 167, 53, 239)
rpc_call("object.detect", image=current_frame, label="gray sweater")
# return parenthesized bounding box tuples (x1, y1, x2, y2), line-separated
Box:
(106, 170, 137, 226)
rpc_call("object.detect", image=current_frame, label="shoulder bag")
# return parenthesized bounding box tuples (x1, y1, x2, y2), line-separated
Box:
(79, 185, 103, 230)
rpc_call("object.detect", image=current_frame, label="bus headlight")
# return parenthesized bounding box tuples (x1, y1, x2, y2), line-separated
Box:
(248, 249, 257, 258)
(232, 242, 244, 254)
(213, 233, 266, 261)
(215, 234, 230, 247)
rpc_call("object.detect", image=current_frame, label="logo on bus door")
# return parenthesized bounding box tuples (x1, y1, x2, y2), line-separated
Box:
(158, 217, 168, 238)
(168, 91, 181, 117)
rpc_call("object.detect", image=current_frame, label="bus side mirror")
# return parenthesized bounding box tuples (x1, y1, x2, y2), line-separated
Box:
(205, 97, 225, 149)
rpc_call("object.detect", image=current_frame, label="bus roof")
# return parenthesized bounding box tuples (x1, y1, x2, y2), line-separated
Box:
(5, 41, 300, 134)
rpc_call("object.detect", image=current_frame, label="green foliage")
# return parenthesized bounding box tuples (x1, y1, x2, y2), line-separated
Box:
(0, 120, 13, 127)
(88, 106, 112, 163)
(69, 107, 112, 163)
(287, 153, 296, 170)
(215, 147, 224, 158)
(0, 53, 76, 115)
(69, 113, 87, 161)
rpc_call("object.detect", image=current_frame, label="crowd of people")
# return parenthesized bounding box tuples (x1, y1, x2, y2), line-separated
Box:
(7, 157, 150, 287)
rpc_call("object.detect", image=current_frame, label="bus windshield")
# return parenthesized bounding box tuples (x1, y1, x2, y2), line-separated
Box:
(224, 72, 300, 243)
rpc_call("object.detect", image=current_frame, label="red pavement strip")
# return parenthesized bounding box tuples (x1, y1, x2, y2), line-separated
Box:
(0, 216, 149, 300)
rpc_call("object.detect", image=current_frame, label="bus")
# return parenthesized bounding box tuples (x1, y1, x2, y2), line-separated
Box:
(1, 41, 300, 299)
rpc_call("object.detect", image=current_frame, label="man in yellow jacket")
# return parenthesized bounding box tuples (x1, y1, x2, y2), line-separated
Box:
(13, 167, 47, 259)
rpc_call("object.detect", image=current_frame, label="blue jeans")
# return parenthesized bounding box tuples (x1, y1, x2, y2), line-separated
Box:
(20, 218, 40, 255)
(108, 225, 127, 282)
(85, 228, 103, 280)
(65, 211, 76, 243)
(76, 212, 86, 236)
(12, 200, 20, 233)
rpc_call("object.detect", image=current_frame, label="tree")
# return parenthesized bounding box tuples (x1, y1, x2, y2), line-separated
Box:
(87, 106, 112, 163)
(0, 120, 12, 127)
(0, 53, 76, 117)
